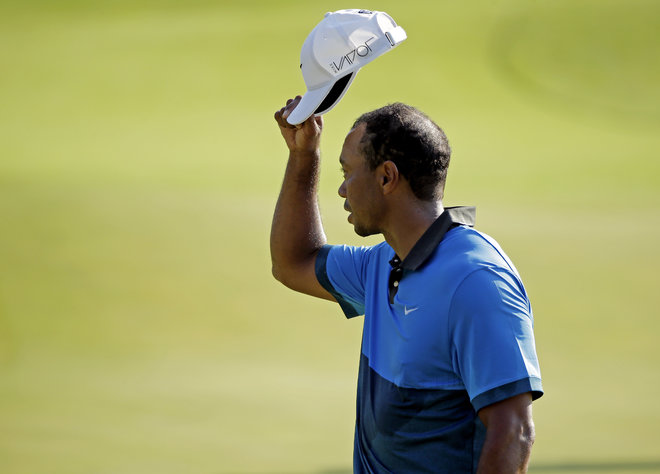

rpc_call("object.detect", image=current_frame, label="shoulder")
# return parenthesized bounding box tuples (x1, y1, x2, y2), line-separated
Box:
(322, 241, 393, 266)
(436, 226, 521, 276)
(419, 226, 528, 310)
(443, 226, 507, 258)
(445, 235, 532, 330)
(317, 241, 394, 287)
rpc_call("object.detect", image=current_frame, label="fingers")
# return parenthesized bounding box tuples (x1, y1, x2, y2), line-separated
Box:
(303, 114, 323, 134)
(274, 96, 303, 129)
(281, 95, 302, 121)
(274, 107, 291, 129)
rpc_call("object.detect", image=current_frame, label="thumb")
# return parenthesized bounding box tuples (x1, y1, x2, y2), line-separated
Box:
(306, 114, 323, 133)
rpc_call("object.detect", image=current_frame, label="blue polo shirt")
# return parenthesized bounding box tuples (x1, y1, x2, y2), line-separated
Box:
(315, 207, 543, 473)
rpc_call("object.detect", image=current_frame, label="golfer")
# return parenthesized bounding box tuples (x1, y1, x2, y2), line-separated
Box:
(271, 97, 543, 473)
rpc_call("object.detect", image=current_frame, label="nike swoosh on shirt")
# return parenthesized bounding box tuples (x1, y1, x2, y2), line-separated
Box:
(404, 306, 419, 315)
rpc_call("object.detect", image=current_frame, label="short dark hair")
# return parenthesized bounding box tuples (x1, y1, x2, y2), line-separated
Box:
(353, 103, 451, 201)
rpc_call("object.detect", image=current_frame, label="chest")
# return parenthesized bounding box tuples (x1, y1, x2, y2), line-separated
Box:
(361, 269, 463, 389)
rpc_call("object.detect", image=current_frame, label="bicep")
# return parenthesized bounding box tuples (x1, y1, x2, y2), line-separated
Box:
(272, 248, 336, 302)
(275, 243, 369, 318)
(478, 392, 533, 429)
(476, 392, 536, 473)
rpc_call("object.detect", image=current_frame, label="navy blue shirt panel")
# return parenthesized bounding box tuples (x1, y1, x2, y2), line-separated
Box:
(353, 353, 485, 473)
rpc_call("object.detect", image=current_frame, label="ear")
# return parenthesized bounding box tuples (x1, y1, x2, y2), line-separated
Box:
(379, 160, 400, 195)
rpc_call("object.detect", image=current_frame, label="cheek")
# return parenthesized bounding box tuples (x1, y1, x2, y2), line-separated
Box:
(349, 183, 376, 213)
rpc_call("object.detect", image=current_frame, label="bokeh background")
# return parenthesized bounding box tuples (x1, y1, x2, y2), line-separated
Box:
(1, 0, 659, 472)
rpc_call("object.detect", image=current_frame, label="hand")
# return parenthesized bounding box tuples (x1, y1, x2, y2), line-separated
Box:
(274, 96, 324, 153)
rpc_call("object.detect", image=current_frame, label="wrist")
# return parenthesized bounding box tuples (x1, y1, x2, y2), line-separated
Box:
(289, 148, 321, 161)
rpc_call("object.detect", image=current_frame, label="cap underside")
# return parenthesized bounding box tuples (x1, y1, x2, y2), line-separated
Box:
(313, 73, 354, 115)
(286, 72, 355, 125)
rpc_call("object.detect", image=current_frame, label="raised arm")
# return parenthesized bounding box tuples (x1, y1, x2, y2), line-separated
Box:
(271, 97, 335, 301)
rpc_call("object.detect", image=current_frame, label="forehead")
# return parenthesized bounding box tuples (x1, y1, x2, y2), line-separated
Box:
(340, 122, 367, 167)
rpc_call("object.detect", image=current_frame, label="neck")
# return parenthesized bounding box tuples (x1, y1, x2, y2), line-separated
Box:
(382, 200, 444, 260)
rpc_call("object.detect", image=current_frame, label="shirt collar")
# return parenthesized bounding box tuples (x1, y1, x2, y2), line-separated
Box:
(390, 206, 476, 272)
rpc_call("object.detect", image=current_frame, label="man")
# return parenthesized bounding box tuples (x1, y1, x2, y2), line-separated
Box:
(271, 97, 543, 473)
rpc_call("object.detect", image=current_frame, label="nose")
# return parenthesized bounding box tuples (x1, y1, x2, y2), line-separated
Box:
(338, 180, 347, 198)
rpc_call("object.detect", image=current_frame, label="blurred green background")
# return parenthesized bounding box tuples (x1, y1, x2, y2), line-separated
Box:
(1, 0, 659, 472)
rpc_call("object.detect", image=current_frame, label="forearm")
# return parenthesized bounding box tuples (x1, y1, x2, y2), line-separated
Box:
(270, 149, 327, 283)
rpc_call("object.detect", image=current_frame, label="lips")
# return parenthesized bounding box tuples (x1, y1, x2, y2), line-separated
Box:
(344, 201, 353, 223)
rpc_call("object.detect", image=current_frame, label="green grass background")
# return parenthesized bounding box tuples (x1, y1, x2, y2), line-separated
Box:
(1, 0, 659, 472)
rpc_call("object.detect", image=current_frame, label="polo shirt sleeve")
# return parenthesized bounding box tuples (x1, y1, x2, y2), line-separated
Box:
(315, 244, 370, 318)
(449, 267, 543, 412)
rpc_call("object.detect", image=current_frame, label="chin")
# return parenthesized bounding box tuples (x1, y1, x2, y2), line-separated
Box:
(353, 224, 379, 238)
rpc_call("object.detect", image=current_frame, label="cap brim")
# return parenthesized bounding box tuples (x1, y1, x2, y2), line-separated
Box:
(286, 86, 332, 125)
(286, 72, 357, 125)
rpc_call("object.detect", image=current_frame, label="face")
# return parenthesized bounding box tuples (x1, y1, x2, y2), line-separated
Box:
(338, 123, 384, 237)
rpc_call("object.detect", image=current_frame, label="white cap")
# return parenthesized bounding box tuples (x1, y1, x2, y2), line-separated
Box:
(286, 9, 407, 125)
